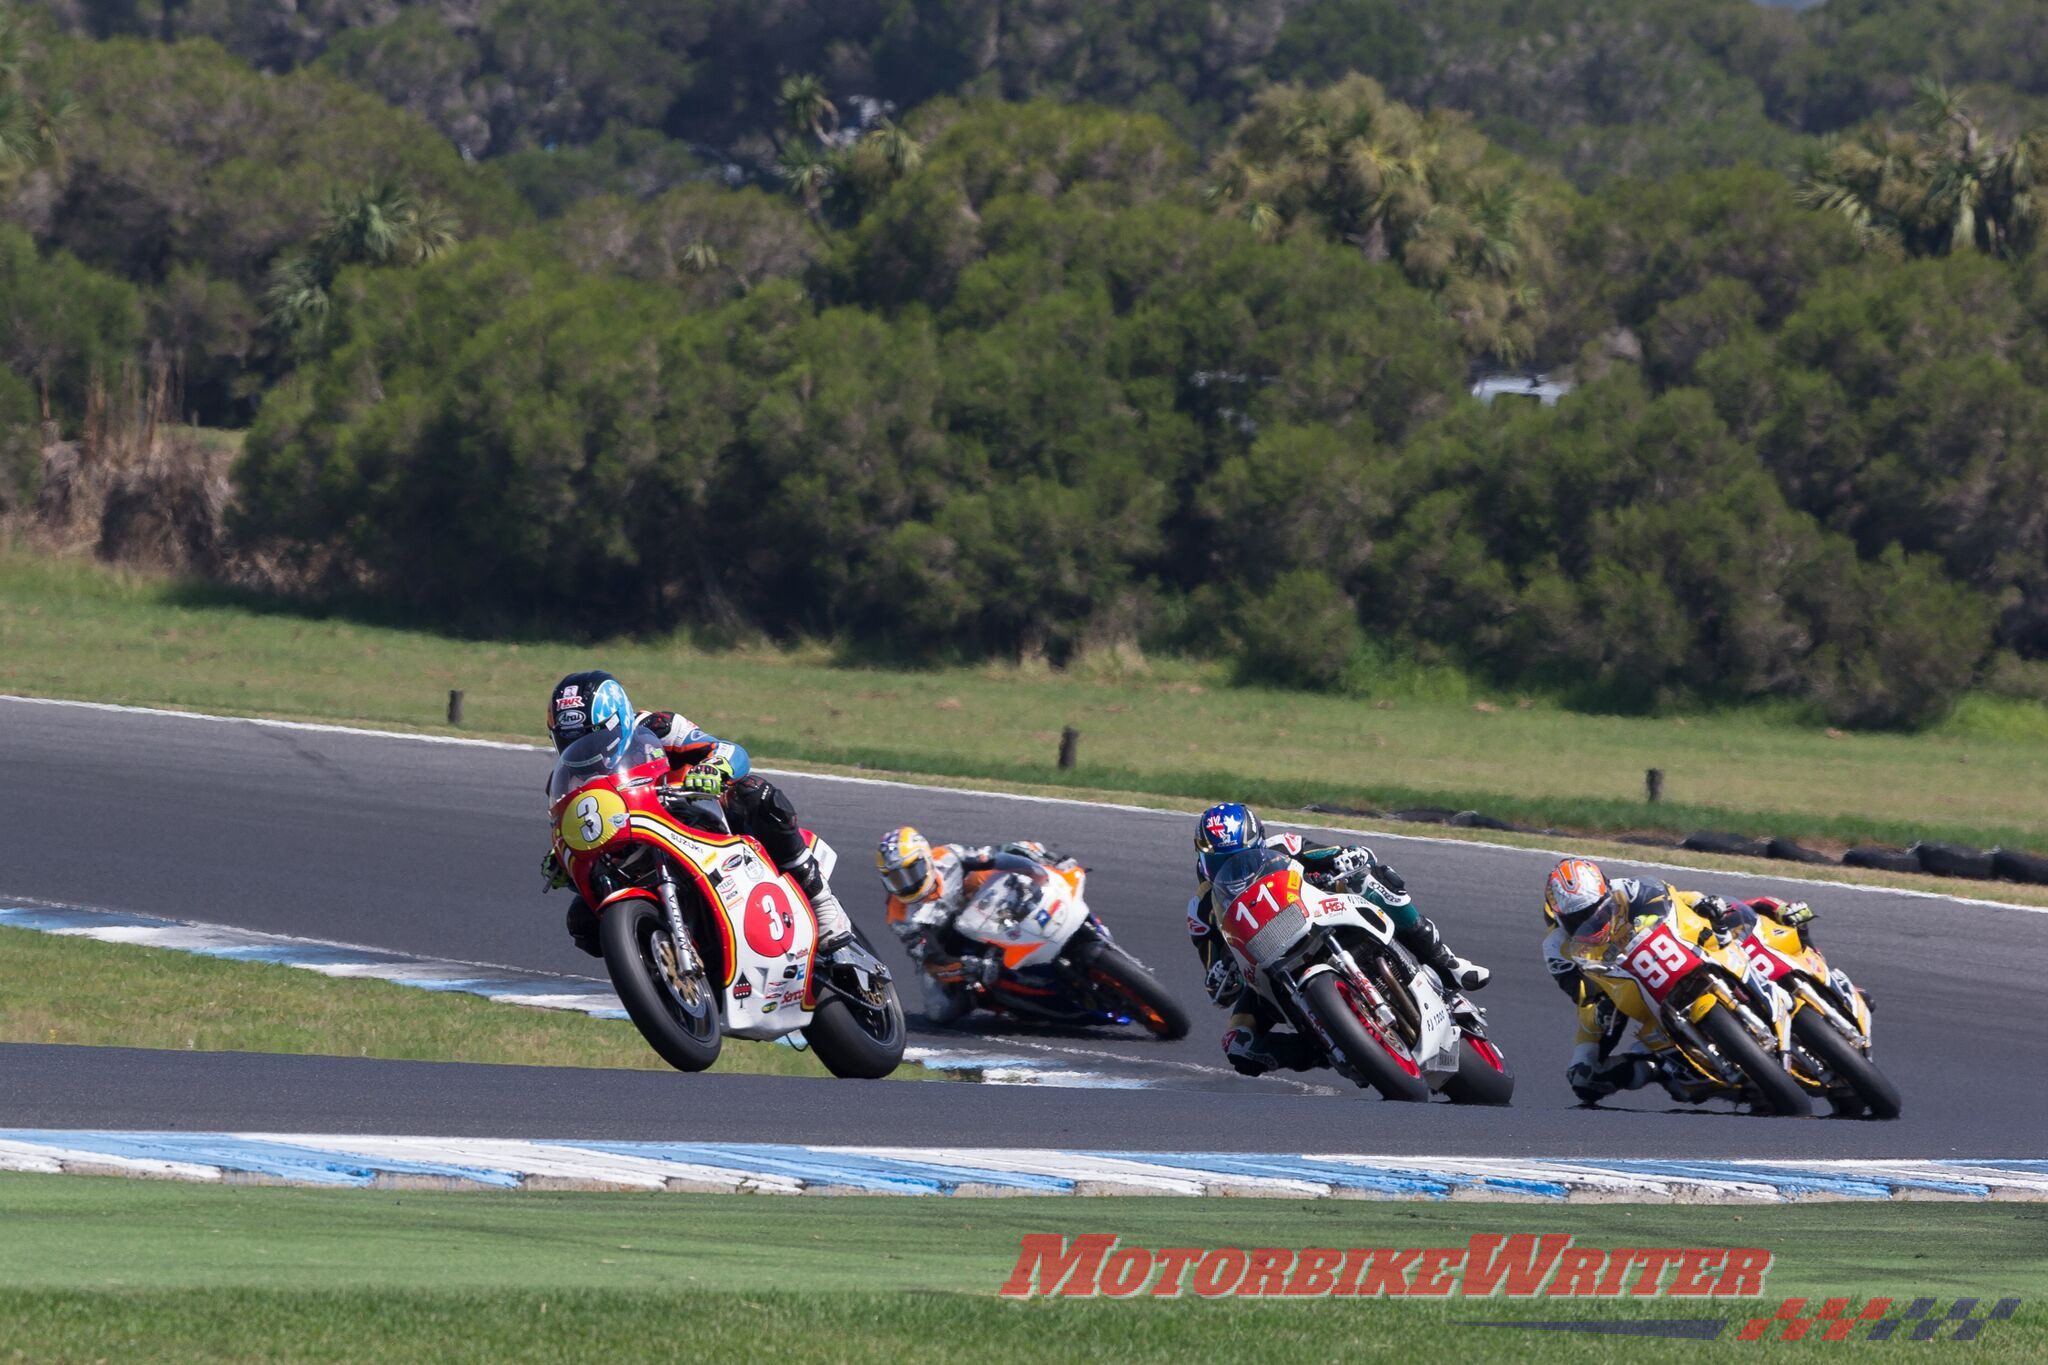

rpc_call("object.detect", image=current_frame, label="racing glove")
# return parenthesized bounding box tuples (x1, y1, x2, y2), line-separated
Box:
(679, 756, 735, 798)
(542, 850, 572, 892)
(1203, 955, 1244, 1006)
(1778, 901, 1816, 930)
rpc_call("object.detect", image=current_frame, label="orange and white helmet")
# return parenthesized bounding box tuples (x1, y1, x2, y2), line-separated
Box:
(1545, 857, 1613, 934)
(877, 826, 937, 901)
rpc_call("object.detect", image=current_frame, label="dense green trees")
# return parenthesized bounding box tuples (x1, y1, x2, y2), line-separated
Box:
(13, 2, 2048, 729)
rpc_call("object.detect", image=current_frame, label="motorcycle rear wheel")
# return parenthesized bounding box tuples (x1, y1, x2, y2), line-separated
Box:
(1439, 1035, 1515, 1106)
(1085, 945, 1191, 1040)
(1303, 972, 1432, 1103)
(1791, 1009, 1902, 1120)
(805, 938, 907, 1080)
(1697, 1006, 1810, 1116)
(601, 897, 722, 1072)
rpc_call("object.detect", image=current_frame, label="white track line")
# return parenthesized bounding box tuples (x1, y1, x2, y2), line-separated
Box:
(5, 692, 2043, 916)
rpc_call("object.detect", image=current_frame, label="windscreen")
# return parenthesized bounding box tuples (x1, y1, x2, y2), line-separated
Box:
(1212, 846, 1292, 907)
(548, 724, 665, 801)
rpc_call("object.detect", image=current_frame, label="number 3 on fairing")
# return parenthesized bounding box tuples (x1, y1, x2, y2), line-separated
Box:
(1628, 934, 1689, 989)
(575, 796, 603, 844)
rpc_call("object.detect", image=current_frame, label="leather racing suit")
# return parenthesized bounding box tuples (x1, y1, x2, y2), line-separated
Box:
(883, 840, 1076, 1024)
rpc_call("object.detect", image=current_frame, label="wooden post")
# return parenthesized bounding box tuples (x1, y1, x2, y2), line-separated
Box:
(1058, 726, 1079, 771)
(448, 689, 465, 727)
(1646, 768, 1663, 804)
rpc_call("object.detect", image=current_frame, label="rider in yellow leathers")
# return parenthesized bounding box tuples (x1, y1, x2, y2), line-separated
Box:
(1541, 857, 1814, 1105)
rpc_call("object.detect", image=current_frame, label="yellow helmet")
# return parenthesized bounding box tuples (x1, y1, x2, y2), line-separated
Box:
(876, 826, 936, 900)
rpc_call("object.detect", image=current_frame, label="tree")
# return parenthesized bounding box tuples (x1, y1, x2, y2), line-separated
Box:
(1797, 79, 2046, 259)
(0, 5, 73, 194)
(1203, 76, 1557, 362)
(264, 182, 461, 347)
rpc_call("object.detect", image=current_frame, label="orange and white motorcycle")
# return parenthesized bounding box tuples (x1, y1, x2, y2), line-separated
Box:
(940, 858, 1190, 1040)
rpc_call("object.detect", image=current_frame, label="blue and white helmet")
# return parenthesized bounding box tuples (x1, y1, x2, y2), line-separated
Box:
(549, 670, 634, 756)
(1195, 801, 1265, 883)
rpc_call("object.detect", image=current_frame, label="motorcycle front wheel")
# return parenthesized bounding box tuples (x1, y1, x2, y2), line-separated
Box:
(601, 896, 723, 1072)
(1697, 1005, 1810, 1116)
(1791, 1009, 1902, 1119)
(1303, 972, 1432, 1103)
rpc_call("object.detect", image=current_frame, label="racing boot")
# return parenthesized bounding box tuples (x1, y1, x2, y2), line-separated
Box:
(786, 848, 854, 954)
(1566, 1052, 1655, 1106)
(1398, 915, 1490, 992)
(1222, 1024, 1320, 1078)
(1651, 1051, 1716, 1105)
(909, 937, 993, 1025)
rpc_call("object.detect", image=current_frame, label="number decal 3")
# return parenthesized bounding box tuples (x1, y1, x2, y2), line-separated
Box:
(558, 787, 627, 852)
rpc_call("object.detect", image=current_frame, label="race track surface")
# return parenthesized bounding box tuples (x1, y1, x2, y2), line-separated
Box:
(3, 696, 2044, 1155)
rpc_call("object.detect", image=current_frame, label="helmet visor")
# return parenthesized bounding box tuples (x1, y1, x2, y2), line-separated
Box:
(882, 855, 932, 899)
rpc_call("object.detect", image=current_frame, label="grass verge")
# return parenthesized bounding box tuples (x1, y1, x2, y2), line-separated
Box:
(5, 545, 2048, 862)
(0, 925, 932, 1080)
(0, 1176, 2040, 1361)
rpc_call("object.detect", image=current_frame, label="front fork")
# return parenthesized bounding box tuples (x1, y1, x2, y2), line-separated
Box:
(655, 865, 706, 983)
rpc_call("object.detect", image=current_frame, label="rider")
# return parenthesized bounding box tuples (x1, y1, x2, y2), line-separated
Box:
(875, 826, 1078, 1024)
(1187, 802, 1492, 1077)
(541, 670, 853, 958)
(1541, 856, 1815, 1105)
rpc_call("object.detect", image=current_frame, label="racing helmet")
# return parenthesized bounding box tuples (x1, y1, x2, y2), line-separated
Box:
(1545, 857, 1613, 935)
(549, 670, 633, 755)
(877, 826, 937, 901)
(1195, 802, 1265, 883)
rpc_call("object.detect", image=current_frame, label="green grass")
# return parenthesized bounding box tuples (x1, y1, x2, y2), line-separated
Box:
(5, 546, 2048, 857)
(0, 1176, 2040, 1361)
(0, 924, 932, 1080)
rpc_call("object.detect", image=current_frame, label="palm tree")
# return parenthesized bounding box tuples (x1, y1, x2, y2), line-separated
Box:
(776, 142, 835, 222)
(778, 74, 838, 145)
(264, 182, 463, 347)
(860, 118, 922, 179)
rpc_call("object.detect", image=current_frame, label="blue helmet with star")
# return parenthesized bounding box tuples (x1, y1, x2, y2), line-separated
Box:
(1195, 801, 1265, 883)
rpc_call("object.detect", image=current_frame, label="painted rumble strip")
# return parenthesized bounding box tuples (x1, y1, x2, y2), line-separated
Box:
(0, 902, 1152, 1090)
(0, 1132, 2044, 1201)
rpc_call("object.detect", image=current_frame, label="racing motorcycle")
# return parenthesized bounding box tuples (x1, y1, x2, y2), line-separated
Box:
(1211, 847, 1512, 1103)
(1738, 898, 1899, 1119)
(940, 858, 1190, 1039)
(1573, 893, 1810, 1116)
(548, 725, 904, 1078)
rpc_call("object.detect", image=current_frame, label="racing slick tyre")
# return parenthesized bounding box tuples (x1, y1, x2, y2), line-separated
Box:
(1791, 1009, 1902, 1120)
(1439, 1036, 1515, 1106)
(805, 938, 908, 1080)
(1085, 945, 1191, 1040)
(1303, 972, 1432, 1103)
(1698, 1006, 1810, 1116)
(601, 896, 722, 1072)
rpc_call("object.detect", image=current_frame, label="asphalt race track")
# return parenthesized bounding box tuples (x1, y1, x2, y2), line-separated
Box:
(4, 696, 2045, 1156)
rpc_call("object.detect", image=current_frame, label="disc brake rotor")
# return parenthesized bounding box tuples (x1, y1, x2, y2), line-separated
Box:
(652, 930, 709, 1019)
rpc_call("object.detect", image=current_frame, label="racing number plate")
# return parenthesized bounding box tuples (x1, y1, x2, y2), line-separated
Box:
(1222, 869, 1301, 957)
(1623, 922, 1703, 1004)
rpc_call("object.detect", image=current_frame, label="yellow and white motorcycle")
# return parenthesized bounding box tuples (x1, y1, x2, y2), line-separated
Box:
(1570, 892, 1811, 1116)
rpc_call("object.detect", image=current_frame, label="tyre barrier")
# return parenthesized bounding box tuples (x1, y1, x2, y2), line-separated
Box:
(1765, 837, 1834, 865)
(1993, 847, 2048, 885)
(1909, 841, 1997, 881)
(1680, 830, 1771, 859)
(1295, 803, 2047, 889)
(1843, 846, 1924, 874)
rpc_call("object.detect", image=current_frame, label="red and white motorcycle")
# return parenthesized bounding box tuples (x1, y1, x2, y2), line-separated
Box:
(1212, 847, 1512, 1103)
